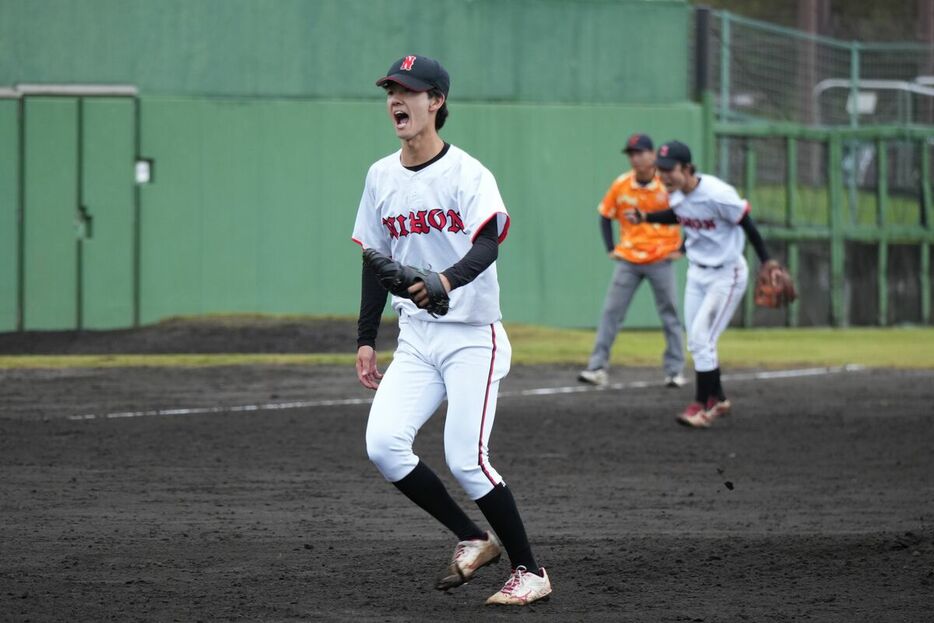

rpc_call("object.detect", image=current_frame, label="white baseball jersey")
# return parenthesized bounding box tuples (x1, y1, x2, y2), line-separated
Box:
(668, 175, 750, 268)
(671, 174, 751, 372)
(352, 145, 510, 325)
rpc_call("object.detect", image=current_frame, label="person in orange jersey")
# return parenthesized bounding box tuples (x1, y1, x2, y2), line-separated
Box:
(578, 133, 686, 389)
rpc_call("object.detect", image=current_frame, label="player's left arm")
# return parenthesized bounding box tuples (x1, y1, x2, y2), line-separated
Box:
(713, 192, 771, 264)
(738, 212, 771, 263)
(441, 218, 499, 289)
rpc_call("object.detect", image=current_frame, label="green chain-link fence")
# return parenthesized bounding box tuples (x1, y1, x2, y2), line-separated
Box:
(692, 9, 934, 327)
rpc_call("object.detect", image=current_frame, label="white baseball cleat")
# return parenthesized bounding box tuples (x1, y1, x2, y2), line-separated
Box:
(677, 401, 712, 427)
(677, 398, 731, 428)
(486, 565, 552, 606)
(435, 531, 502, 590)
(705, 397, 731, 419)
(664, 373, 687, 388)
(577, 368, 608, 387)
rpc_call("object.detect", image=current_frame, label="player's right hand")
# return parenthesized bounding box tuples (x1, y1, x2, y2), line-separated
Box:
(356, 345, 383, 390)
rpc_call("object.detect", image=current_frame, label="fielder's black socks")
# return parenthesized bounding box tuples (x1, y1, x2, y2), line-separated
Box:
(696, 369, 726, 404)
(476, 483, 541, 576)
(393, 460, 485, 542)
(695, 369, 713, 404)
(711, 367, 726, 401)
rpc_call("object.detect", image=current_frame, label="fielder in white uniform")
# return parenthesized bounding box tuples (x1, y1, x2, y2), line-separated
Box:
(626, 141, 773, 428)
(351, 55, 552, 606)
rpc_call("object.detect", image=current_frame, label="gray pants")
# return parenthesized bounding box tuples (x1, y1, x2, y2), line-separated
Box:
(587, 258, 685, 376)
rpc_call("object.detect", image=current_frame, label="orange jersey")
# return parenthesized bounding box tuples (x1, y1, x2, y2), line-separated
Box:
(598, 171, 681, 264)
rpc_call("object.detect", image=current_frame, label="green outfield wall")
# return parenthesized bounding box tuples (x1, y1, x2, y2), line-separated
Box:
(0, 0, 688, 104)
(0, 96, 701, 331)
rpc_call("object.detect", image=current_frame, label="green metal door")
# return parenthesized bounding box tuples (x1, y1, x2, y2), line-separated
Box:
(80, 98, 135, 329)
(23, 97, 79, 330)
(22, 96, 136, 330)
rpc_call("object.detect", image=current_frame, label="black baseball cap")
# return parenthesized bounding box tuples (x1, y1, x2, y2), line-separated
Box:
(622, 133, 653, 154)
(376, 55, 450, 97)
(655, 141, 692, 170)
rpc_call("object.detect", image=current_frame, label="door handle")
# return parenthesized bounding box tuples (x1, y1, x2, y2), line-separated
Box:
(77, 205, 93, 239)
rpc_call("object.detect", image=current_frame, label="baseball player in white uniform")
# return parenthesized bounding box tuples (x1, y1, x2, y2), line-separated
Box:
(351, 55, 552, 605)
(626, 141, 773, 428)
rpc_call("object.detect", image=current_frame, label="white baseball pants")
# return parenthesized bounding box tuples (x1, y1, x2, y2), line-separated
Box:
(365, 314, 511, 500)
(684, 258, 748, 372)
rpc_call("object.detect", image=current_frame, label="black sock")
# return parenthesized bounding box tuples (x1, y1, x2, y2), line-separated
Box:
(711, 367, 726, 401)
(694, 370, 710, 405)
(476, 483, 540, 575)
(694, 368, 722, 407)
(393, 461, 485, 542)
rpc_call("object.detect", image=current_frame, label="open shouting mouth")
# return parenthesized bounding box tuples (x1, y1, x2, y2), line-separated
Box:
(393, 110, 410, 130)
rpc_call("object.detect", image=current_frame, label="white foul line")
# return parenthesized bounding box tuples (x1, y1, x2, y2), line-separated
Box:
(67, 397, 374, 421)
(67, 364, 866, 421)
(511, 364, 867, 396)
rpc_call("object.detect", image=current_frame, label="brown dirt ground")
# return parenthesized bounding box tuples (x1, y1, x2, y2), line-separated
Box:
(1, 319, 933, 622)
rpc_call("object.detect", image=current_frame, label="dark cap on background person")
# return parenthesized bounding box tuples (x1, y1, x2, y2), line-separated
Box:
(376, 55, 450, 97)
(655, 141, 692, 170)
(622, 133, 653, 154)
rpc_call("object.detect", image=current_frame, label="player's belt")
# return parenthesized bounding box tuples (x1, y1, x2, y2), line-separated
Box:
(691, 261, 724, 270)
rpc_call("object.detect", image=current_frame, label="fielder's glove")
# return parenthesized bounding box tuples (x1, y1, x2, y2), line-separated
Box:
(754, 259, 797, 308)
(363, 248, 450, 317)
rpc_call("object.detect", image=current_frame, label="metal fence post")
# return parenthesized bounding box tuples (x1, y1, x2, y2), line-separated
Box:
(847, 42, 861, 224)
(702, 90, 716, 172)
(828, 135, 847, 326)
(695, 6, 711, 101)
(921, 139, 932, 324)
(786, 137, 800, 327)
(876, 137, 889, 326)
(849, 43, 860, 130)
(743, 141, 757, 327)
(718, 11, 731, 179)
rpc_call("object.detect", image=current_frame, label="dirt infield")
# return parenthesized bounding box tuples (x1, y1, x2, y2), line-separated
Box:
(1, 321, 933, 621)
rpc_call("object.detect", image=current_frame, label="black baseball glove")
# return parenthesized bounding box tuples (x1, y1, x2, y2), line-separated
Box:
(363, 248, 450, 317)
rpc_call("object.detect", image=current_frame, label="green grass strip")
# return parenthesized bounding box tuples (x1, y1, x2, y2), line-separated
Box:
(1, 326, 932, 369)
(507, 325, 934, 368)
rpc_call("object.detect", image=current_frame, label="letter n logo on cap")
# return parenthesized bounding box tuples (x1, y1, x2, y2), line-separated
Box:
(660, 145, 669, 156)
(401, 55, 416, 71)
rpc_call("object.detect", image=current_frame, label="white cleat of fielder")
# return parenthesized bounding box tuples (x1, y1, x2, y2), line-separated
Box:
(677, 398, 731, 428)
(435, 531, 502, 590)
(577, 368, 608, 387)
(486, 565, 552, 606)
(664, 373, 688, 388)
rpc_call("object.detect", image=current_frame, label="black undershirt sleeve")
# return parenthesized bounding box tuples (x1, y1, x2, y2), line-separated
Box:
(600, 216, 614, 253)
(644, 208, 679, 225)
(441, 218, 499, 290)
(739, 213, 771, 263)
(357, 259, 388, 349)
